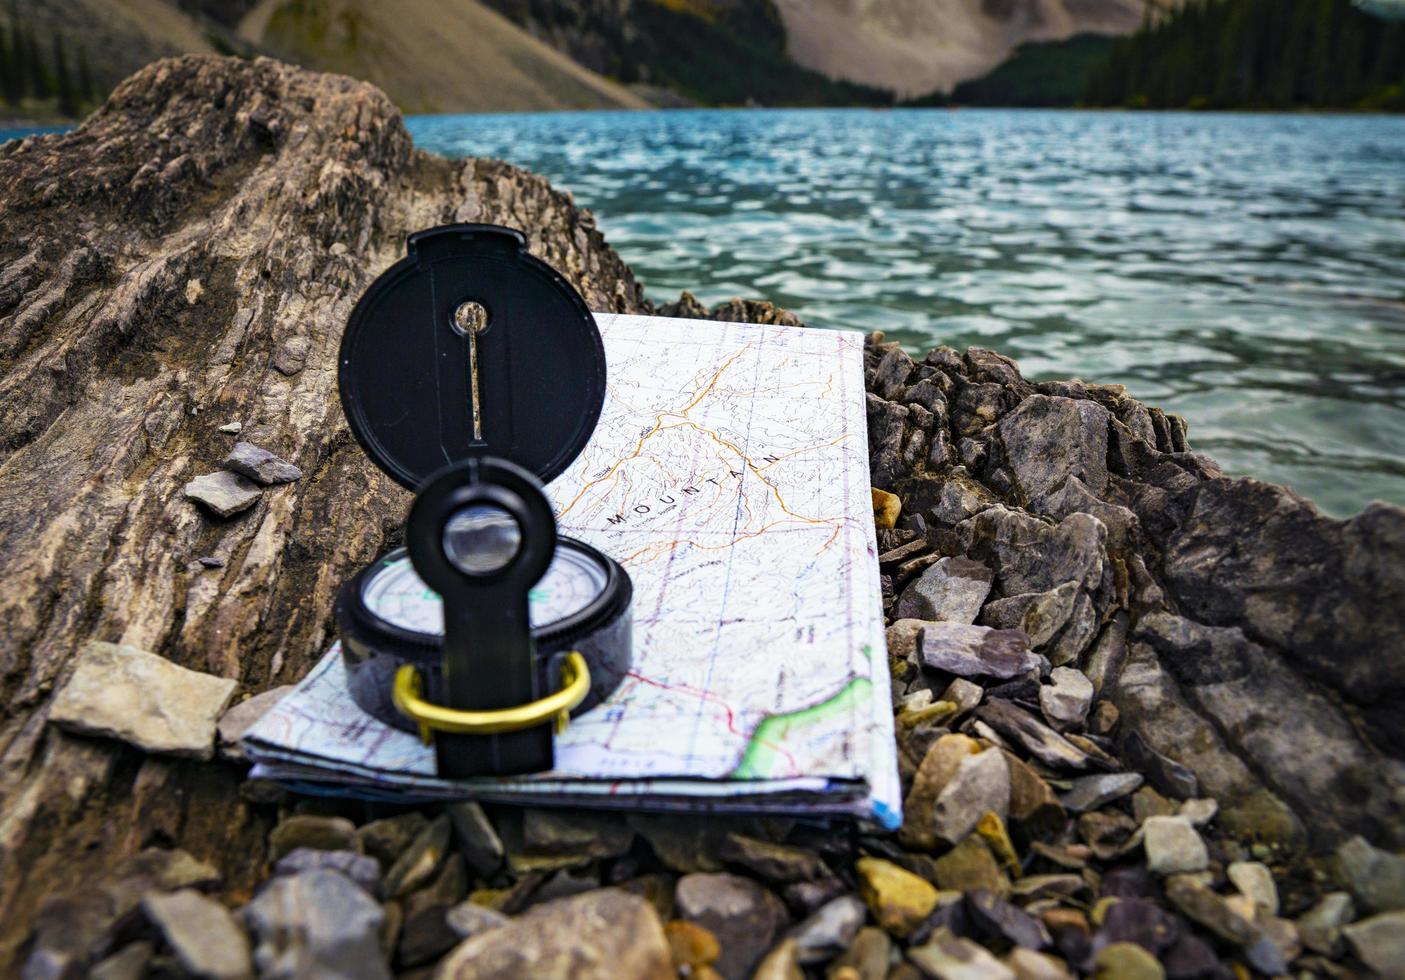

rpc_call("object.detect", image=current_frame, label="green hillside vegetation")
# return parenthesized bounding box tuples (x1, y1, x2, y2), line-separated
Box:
(483, 0, 892, 107)
(1, 9, 100, 119)
(1086, 0, 1405, 110)
(931, 35, 1118, 107)
(627, 0, 890, 106)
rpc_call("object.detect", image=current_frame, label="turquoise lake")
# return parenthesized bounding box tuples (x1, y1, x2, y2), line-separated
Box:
(7, 109, 1402, 517)
(409, 108, 1405, 519)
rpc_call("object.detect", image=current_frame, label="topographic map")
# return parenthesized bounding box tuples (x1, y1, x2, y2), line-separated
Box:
(245, 314, 899, 825)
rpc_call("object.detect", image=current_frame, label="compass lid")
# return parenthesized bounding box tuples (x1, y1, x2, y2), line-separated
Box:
(338, 224, 606, 490)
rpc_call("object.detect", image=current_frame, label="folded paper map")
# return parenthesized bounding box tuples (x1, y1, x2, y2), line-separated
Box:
(244, 313, 900, 826)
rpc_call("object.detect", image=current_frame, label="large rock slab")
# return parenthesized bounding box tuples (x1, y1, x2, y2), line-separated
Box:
(435, 888, 672, 980)
(917, 623, 1040, 680)
(997, 394, 1111, 504)
(47, 641, 237, 760)
(895, 556, 994, 623)
(0, 53, 651, 966)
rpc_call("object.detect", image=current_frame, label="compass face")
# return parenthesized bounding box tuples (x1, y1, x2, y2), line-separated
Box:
(363, 542, 610, 635)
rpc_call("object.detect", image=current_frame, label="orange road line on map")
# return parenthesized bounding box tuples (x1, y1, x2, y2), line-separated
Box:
(556, 345, 754, 519)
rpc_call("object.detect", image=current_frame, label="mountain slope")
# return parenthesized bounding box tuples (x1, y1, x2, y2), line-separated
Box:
(480, 0, 893, 106)
(773, 0, 1160, 97)
(238, 0, 649, 112)
(3, 0, 646, 117)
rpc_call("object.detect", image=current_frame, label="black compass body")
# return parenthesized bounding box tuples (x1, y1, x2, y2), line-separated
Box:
(334, 224, 632, 778)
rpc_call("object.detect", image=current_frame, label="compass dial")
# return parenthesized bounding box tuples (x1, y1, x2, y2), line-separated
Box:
(363, 542, 610, 636)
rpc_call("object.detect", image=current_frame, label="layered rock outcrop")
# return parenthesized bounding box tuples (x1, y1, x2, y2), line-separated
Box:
(864, 338, 1405, 850)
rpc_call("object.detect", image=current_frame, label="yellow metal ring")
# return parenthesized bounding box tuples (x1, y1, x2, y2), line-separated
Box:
(393, 651, 591, 745)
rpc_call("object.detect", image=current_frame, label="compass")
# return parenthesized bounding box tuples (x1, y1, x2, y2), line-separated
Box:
(334, 224, 633, 778)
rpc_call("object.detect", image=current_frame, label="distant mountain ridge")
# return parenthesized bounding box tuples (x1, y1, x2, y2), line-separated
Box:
(774, 0, 1167, 97)
(3, 0, 1174, 119)
(2, 0, 647, 116)
(478, 0, 891, 106)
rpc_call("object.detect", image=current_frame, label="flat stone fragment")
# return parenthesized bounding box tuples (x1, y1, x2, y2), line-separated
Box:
(751, 937, 803, 980)
(1004, 948, 1073, 980)
(895, 557, 994, 623)
(976, 700, 1100, 772)
(1335, 834, 1405, 914)
(789, 894, 865, 964)
(445, 900, 510, 940)
(141, 889, 252, 980)
(1343, 909, 1405, 976)
(966, 889, 1051, 950)
(184, 470, 262, 517)
(941, 678, 985, 718)
(243, 869, 388, 980)
(447, 801, 506, 877)
(1296, 891, 1354, 956)
(1091, 941, 1163, 980)
(1177, 798, 1218, 827)
(902, 734, 984, 849)
(522, 808, 634, 861)
(1163, 875, 1260, 947)
(437, 888, 672, 980)
(908, 927, 1016, 980)
(385, 814, 451, 898)
(1059, 773, 1143, 813)
(980, 583, 1078, 648)
(221, 441, 303, 484)
(1120, 731, 1198, 800)
(48, 640, 237, 760)
(829, 926, 890, 980)
(1227, 861, 1278, 915)
(88, 942, 154, 980)
(268, 815, 358, 860)
(217, 685, 294, 759)
(676, 871, 788, 979)
(930, 749, 1011, 847)
(720, 833, 826, 884)
(1142, 816, 1208, 875)
(934, 836, 1011, 895)
(918, 624, 1040, 680)
(273, 848, 381, 897)
(357, 811, 429, 869)
(1038, 667, 1094, 731)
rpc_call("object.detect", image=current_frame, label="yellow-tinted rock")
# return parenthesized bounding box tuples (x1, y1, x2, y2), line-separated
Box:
(976, 811, 1021, 876)
(855, 857, 938, 938)
(1093, 942, 1164, 980)
(932, 836, 1010, 895)
(900, 734, 983, 851)
(751, 938, 803, 980)
(665, 920, 719, 972)
(872, 488, 901, 529)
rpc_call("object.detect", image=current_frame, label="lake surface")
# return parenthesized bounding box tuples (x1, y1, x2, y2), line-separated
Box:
(410, 108, 1405, 518)
(6, 110, 1402, 517)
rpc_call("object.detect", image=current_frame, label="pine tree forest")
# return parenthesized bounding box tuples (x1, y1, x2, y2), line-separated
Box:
(1086, 0, 1405, 110)
(1, 6, 100, 119)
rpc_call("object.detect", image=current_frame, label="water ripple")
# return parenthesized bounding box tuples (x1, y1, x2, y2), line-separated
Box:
(410, 108, 1405, 518)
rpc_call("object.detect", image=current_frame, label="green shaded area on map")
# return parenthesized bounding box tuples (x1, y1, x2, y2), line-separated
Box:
(731, 674, 872, 780)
